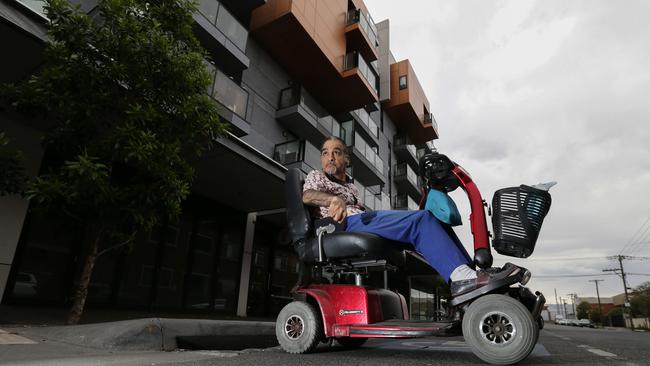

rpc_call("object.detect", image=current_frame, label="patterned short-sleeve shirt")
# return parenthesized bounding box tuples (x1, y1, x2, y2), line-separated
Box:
(303, 170, 365, 219)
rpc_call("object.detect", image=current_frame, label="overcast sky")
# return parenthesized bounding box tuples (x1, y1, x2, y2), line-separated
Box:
(366, 0, 650, 303)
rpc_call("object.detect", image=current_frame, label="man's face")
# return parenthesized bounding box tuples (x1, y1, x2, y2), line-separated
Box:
(321, 139, 348, 177)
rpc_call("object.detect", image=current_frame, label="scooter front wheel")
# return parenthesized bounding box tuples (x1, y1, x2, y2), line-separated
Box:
(276, 301, 323, 354)
(462, 294, 538, 365)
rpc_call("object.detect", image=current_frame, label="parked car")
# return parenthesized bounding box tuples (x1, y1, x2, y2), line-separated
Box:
(569, 319, 581, 326)
(556, 319, 568, 325)
(578, 319, 595, 328)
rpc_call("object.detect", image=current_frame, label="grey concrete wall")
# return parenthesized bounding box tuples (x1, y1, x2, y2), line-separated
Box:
(240, 40, 297, 157)
(377, 19, 391, 102)
(0, 118, 44, 302)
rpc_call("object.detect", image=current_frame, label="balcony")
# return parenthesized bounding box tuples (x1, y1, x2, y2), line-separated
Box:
(344, 130, 385, 186)
(383, 60, 438, 144)
(276, 86, 346, 145)
(273, 139, 320, 175)
(355, 181, 391, 211)
(205, 62, 250, 135)
(194, 0, 250, 74)
(350, 107, 379, 144)
(342, 51, 379, 106)
(394, 135, 418, 169)
(394, 194, 419, 211)
(345, 8, 378, 63)
(218, 0, 266, 25)
(250, 0, 379, 112)
(394, 163, 421, 199)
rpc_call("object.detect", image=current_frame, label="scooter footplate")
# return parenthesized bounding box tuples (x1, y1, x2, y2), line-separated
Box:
(337, 320, 459, 338)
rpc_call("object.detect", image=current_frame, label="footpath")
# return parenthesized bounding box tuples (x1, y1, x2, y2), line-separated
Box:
(0, 305, 276, 365)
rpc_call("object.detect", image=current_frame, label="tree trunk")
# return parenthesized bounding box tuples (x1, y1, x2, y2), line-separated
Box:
(67, 235, 100, 325)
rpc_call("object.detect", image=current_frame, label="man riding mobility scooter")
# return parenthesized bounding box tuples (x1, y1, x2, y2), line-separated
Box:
(276, 151, 552, 365)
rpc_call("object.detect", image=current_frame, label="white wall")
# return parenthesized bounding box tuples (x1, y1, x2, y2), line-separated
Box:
(0, 118, 44, 303)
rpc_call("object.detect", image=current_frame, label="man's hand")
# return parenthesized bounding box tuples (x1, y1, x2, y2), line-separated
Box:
(328, 196, 347, 223)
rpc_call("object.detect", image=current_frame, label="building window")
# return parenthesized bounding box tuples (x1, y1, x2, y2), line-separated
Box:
(399, 75, 407, 90)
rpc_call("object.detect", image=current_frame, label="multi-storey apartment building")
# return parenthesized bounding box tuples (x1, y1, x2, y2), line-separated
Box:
(0, 0, 441, 319)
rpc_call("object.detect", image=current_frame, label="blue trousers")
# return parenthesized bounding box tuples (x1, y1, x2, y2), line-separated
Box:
(345, 210, 472, 281)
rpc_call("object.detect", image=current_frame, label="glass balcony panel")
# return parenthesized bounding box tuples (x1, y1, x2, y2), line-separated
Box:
(198, 0, 219, 24)
(332, 120, 341, 138)
(303, 141, 321, 171)
(215, 5, 248, 51)
(213, 70, 248, 118)
(381, 193, 390, 210)
(17, 0, 46, 17)
(416, 148, 427, 160)
(374, 157, 384, 175)
(408, 196, 419, 211)
(278, 86, 299, 109)
(368, 118, 379, 137)
(273, 140, 302, 165)
(343, 53, 378, 93)
(364, 190, 375, 210)
(342, 121, 354, 146)
(407, 165, 418, 187)
(407, 144, 417, 158)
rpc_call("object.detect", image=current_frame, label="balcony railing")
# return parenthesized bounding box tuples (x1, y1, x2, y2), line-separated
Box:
(352, 108, 379, 138)
(16, 0, 47, 19)
(394, 163, 418, 188)
(395, 194, 419, 211)
(353, 132, 384, 175)
(198, 0, 248, 52)
(204, 61, 249, 118)
(345, 8, 379, 48)
(317, 116, 347, 141)
(355, 181, 390, 211)
(343, 52, 378, 92)
(394, 135, 417, 159)
(273, 139, 320, 171)
(422, 112, 439, 135)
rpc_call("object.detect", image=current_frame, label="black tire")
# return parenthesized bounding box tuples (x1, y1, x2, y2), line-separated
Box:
(336, 337, 368, 349)
(462, 294, 538, 365)
(276, 301, 323, 354)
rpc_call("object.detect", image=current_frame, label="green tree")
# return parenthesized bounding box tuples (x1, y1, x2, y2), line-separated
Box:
(631, 281, 650, 318)
(0, 132, 26, 196)
(1, 0, 226, 324)
(576, 301, 592, 320)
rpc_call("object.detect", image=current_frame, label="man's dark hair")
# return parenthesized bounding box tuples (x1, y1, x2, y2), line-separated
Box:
(321, 136, 349, 158)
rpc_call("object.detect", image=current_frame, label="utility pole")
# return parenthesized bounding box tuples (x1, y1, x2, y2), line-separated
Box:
(567, 293, 577, 317)
(589, 279, 604, 323)
(554, 288, 560, 319)
(561, 298, 568, 319)
(604, 255, 638, 329)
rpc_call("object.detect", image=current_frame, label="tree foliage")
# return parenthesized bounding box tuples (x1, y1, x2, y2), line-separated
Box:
(631, 281, 650, 317)
(576, 301, 592, 320)
(1, 0, 226, 323)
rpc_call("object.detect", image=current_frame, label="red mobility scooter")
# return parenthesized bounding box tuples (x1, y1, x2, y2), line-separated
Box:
(277, 152, 552, 365)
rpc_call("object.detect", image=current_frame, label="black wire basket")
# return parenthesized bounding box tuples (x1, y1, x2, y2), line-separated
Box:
(491, 185, 552, 258)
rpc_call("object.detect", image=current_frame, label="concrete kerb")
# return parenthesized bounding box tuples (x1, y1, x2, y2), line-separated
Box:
(8, 318, 276, 351)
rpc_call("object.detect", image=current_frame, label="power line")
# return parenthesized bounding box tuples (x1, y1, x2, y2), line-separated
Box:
(534, 273, 618, 278)
(523, 256, 609, 261)
(620, 217, 650, 255)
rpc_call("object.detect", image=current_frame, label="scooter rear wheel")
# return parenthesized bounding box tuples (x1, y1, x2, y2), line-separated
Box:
(276, 301, 323, 354)
(462, 294, 538, 365)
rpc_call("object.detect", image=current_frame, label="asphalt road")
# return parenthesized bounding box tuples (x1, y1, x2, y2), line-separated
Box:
(1, 323, 648, 365)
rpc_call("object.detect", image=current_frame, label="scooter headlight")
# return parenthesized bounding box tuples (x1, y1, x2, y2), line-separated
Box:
(520, 269, 531, 285)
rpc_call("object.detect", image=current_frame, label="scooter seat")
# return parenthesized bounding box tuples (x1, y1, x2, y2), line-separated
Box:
(301, 231, 414, 265)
